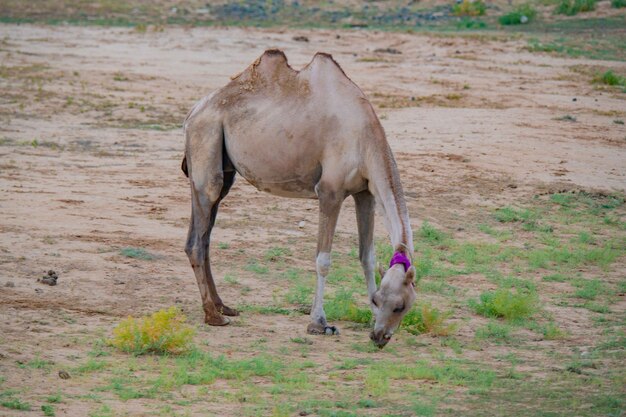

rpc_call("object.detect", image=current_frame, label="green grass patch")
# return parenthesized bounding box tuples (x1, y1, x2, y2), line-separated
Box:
(402, 303, 457, 336)
(264, 247, 292, 262)
(0, 393, 31, 411)
(109, 307, 195, 355)
(245, 261, 269, 275)
(325, 289, 372, 324)
(572, 278, 605, 300)
(476, 321, 513, 342)
(46, 393, 62, 403)
(593, 70, 626, 87)
(453, 0, 486, 16)
(612, 0, 626, 7)
(41, 404, 55, 416)
(119, 247, 156, 260)
(499, 4, 537, 25)
(285, 283, 313, 306)
(469, 288, 538, 321)
(74, 359, 108, 374)
(555, 0, 596, 15)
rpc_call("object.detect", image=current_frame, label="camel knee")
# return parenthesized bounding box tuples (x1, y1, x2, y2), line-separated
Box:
(185, 236, 206, 267)
(316, 252, 331, 277)
(361, 251, 375, 276)
(192, 172, 224, 203)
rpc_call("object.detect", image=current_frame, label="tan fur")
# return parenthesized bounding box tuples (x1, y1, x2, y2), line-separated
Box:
(183, 50, 414, 346)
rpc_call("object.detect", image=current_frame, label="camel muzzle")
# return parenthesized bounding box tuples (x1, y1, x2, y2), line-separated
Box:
(370, 329, 393, 349)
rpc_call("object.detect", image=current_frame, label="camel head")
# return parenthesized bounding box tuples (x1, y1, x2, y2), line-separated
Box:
(369, 254, 416, 349)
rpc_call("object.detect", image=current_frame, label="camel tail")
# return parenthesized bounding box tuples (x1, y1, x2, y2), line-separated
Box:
(181, 153, 189, 177)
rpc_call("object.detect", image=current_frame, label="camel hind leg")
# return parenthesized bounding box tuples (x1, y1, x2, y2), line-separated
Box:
(184, 122, 237, 325)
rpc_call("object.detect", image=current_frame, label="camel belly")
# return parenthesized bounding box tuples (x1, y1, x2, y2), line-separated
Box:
(225, 133, 323, 199)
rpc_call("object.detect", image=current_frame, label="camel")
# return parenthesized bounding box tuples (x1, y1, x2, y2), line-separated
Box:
(182, 49, 416, 348)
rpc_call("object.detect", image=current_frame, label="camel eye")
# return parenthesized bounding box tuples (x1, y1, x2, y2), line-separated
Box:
(371, 298, 378, 307)
(393, 304, 405, 313)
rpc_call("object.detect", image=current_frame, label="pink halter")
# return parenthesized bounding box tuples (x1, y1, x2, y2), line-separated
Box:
(389, 251, 411, 272)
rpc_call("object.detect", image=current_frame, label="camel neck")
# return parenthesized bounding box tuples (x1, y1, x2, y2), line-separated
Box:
(366, 139, 413, 255)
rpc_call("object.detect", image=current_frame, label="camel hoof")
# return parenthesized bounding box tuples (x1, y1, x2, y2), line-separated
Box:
(307, 323, 339, 336)
(217, 304, 239, 317)
(205, 315, 230, 326)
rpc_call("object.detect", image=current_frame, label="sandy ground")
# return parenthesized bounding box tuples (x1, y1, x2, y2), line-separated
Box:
(0, 24, 625, 416)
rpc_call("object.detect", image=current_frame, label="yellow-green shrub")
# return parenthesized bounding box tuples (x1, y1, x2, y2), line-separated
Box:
(109, 307, 195, 355)
(453, 0, 486, 16)
(402, 303, 457, 336)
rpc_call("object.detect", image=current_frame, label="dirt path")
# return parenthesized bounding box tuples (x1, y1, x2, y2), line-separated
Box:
(0, 24, 625, 416)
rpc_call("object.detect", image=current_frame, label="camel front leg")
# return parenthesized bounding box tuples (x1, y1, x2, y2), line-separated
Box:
(353, 190, 377, 299)
(307, 188, 343, 336)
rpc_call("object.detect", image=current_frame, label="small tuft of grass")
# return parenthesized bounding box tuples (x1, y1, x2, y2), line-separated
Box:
(543, 273, 569, 282)
(555, 114, 577, 122)
(542, 322, 567, 340)
(572, 278, 604, 300)
(1, 397, 31, 411)
(325, 289, 372, 324)
(418, 221, 449, 245)
(494, 206, 535, 223)
(476, 321, 512, 342)
(612, 0, 626, 7)
(555, 0, 596, 15)
(453, 0, 486, 16)
(499, 3, 537, 25)
(264, 247, 292, 262)
(109, 307, 195, 355)
(46, 393, 62, 403)
(119, 247, 156, 260)
(245, 261, 269, 275)
(469, 288, 538, 321)
(42, 404, 55, 416)
(593, 70, 626, 87)
(402, 304, 457, 336)
(285, 283, 313, 306)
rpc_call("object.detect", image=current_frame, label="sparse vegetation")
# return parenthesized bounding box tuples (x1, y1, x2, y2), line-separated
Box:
(453, 0, 487, 16)
(402, 303, 457, 336)
(325, 289, 372, 324)
(499, 4, 537, 25)
(476, 321, 512, 342)
(119, 247, 156, 260)
(555, 0, 596, 15)
(470, 288, 538, 321)
(593, 70, 626, 87)
(109, 307, 195, 355)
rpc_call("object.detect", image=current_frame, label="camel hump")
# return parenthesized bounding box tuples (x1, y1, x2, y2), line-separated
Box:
(306, 52, 365, 98)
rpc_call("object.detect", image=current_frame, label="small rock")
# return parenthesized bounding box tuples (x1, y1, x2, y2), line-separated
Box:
(38, 270, 58, 286)
(520, 15, 528, 24)
(335, 34, 340, 39)
(299, 411, 309, 416)
(298, 221, 306, 229)
(58, 370, 71, 379)
(5, 281, 14, 288)
(572, 97, 577, 102)
(293, 35, 309, 42)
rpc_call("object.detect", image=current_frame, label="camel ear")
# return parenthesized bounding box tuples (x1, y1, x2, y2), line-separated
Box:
(405, 266, 416, 287)
(377, 262, 387, 279)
